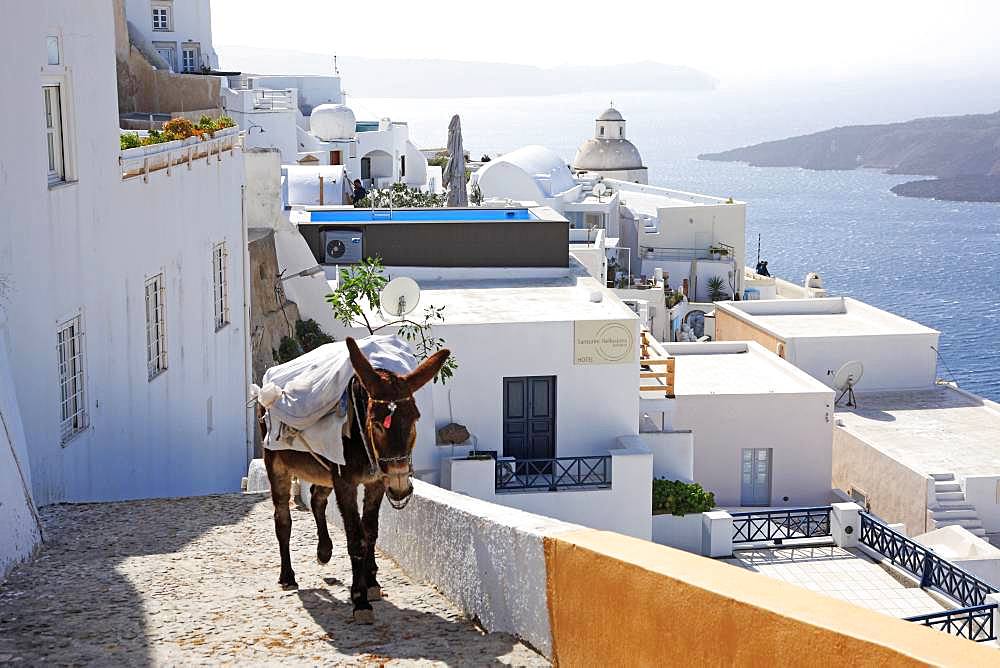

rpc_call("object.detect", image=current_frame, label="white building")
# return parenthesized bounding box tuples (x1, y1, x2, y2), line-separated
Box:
(714, 297, 940, 392)
(124, 0, 218, 72)
(0, 0, 250, 516)
(473, 110, 747, 303)
(641, 340, 835, 509)
(572, 106, 648, 184)
(222, 74, 434, 193)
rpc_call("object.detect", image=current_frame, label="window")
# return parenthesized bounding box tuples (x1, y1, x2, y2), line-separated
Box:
(43, 85, 65, 184)
(213, 242, 230, 330)
(619, 127, 623, 137)
(400, 155, 406, 177)
(153, 42, 176, 71)
(181, 44, 200, 72)
(152, 3, 172, 31)
(145, 274, 168, 379)
(57, 316, 87, 443)
(599, 126, 605, 136)
(46, 35, 60, 65)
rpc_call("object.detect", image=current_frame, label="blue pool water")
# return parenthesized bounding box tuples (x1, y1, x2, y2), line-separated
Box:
(309, 208, 535, 222)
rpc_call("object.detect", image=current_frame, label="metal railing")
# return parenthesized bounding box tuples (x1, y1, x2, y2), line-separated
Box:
(731, 506, 832, 545)
(641, 243, 735, 262)
(495, 456, 611, 492)
(859, 513, 996, 608)
(253, 88, 294, 111)
(904, 605, 997, 643)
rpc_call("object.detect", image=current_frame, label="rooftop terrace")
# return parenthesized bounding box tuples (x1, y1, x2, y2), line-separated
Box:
(717, 297, 939, 339)
(836, 385, 1000, 479)
(661, 341, 835, 396)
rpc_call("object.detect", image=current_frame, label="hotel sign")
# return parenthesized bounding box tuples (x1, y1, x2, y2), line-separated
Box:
(574, 320, 636, 365)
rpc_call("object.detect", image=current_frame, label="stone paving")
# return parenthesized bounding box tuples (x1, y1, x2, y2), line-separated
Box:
(0, 493, 547, 666)
(726, 544, 946, 619)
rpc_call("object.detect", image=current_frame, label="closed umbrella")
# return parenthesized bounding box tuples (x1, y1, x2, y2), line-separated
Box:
(443, 115, 468, 207)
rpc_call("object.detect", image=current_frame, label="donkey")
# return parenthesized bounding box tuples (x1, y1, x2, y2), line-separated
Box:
(262, 336, 450, 623)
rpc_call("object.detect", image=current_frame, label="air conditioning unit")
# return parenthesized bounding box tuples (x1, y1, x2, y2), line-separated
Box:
(323, 229, 363, 264)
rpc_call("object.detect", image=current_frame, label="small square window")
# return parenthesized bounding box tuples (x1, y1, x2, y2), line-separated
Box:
(46, 36, 60, 65)
(152, 5, 172, 31)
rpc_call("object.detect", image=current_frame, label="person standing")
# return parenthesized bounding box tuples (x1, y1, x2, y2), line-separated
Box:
(351, 179, 368, 205)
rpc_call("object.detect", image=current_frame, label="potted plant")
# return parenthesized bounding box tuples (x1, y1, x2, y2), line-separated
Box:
(707, 275, 729, 302)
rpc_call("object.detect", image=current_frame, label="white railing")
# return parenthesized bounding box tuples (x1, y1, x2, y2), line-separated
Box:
(119, 128, 241, 182)
(253, 88, 295, 111)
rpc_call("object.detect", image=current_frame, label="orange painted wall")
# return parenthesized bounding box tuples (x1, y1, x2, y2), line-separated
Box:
(544, 529, 996, 667)
(715, 309, 785, 357)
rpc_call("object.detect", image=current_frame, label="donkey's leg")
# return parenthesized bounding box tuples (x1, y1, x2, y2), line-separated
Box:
(362, 481, 386, 601)
(264, 450, 297, 590)
(310, 484, 334, 565)
(332, 476, 373, 623)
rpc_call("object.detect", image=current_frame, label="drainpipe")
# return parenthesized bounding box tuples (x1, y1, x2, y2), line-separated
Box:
(240, 184, 254, 465)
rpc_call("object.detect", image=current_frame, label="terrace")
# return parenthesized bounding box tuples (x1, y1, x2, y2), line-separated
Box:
(119, 127, 241, 181)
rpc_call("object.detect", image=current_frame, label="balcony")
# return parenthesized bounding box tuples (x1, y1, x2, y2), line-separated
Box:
(119, 127, 241, 181)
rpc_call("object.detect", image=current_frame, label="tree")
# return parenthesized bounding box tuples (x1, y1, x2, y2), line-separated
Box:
(325, 257, 458, 383)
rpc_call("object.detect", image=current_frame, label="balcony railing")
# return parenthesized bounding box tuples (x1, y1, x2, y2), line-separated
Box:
(495, 456, 611, 492)
(859, 513, 995, 608)
(120, 129, 241, 181)
(253, 88, 294, 111)
(641, 243, 735, 262)
(904, 605, 997, 643)
(731, 506, 832, 545)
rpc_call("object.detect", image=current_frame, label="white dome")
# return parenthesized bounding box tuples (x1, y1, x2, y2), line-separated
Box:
(597, 107, 624, 121)
(310, 104, 356, 141)
(573, 138, 644, 171)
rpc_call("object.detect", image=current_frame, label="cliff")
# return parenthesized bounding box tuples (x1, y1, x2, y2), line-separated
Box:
(698, 110, 1000, 202)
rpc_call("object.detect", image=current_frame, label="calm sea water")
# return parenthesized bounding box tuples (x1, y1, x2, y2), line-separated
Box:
(354, 89, 1000, 400)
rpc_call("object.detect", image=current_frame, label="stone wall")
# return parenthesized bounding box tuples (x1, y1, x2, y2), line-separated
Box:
(248, 228, 301, 386)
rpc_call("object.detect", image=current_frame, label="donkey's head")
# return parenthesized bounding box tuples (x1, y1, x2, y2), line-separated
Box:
(346, 337, 450, 506)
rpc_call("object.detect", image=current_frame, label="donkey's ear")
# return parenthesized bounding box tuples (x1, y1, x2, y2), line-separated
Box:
(347, 337, 382, 393)
(405, 349, 451, 392)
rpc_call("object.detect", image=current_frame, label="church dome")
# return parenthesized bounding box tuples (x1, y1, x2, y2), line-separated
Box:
(596, 107, 624, 121)
(573, 138, 644, 171)
(310, 103, 356, 141)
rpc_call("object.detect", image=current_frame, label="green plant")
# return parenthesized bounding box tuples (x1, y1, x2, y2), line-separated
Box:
(355, 182, 446, 208)
(427, 151, 449, 168)
(275, 335, 303, 364)
(652, 479, 716, 516)
(470, 182, 483, 205)
(325, 257, 458, 384)
(120, 132, 143, 150)
(707, 275, 729, 301)
(665, 289, 685, 309)
(295, 318, 334, 353)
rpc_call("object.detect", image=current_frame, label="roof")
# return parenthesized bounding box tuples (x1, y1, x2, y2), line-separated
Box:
(476, 145, 577, 197)
(597, 107, 624, 121)
(662, 341, 835, 396)
(716, 298, 939, 340)
(573, 138, 644, 171)
(359, 274, 636, 326)
(835, 385, 1000, 478)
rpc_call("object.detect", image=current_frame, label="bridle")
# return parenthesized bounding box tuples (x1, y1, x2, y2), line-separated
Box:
(349, 377, 415, 510)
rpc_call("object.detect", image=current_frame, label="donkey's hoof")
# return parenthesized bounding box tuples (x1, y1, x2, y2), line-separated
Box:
(316, 551, 332, 565)
(367, 586, 382, 601)
(279, 580, 299, 591)
(353, 608, 375, 624)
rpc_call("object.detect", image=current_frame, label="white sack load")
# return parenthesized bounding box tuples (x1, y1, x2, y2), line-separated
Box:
(253, 335, 417, 466)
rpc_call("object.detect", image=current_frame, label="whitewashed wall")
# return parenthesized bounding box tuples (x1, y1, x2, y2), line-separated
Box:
(1, 1, 248, 505)
(669, 393, 834, 507)
(790, 334, 938, 391)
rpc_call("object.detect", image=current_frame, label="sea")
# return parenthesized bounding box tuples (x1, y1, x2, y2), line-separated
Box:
(354, 87, 1000, 401)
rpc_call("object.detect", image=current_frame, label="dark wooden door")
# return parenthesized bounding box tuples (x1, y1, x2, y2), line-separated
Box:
(503, 376, 556, 460)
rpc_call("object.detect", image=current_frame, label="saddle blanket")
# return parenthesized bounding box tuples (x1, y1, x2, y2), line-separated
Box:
(251, 335, 417, 466)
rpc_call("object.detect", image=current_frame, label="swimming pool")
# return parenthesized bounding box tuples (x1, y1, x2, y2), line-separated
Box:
(308, 208, 536, 222)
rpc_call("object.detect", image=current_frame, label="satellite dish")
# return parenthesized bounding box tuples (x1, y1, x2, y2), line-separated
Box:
(379, 277, 420, 318)
(594, 183, 608, 197)
(832, 360, 864, 408)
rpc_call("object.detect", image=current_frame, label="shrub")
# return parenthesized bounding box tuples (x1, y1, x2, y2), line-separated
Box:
(295, 318, 334, 353)
(274, 336, 303, 364)
(120, 132, 143, 150)
(355, 182, 446, 208)
(162, 117, 196, 141)
(652, 479, 716, 516)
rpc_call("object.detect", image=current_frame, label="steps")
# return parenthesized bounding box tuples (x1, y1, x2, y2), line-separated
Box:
(928, 473, 988, 538)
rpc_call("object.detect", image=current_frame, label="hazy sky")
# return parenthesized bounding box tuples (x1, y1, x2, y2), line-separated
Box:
(213, 0, 1000, 82)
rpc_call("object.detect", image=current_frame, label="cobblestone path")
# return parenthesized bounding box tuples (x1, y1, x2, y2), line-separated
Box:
(0, 493, 547, 666)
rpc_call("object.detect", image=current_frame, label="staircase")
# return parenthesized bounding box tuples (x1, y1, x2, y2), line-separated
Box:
(928, 473, 988, 539)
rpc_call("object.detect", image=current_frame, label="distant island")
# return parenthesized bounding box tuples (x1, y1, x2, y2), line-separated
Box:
(699, 110, 1000, 202)
(218, 46, 717, 97)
